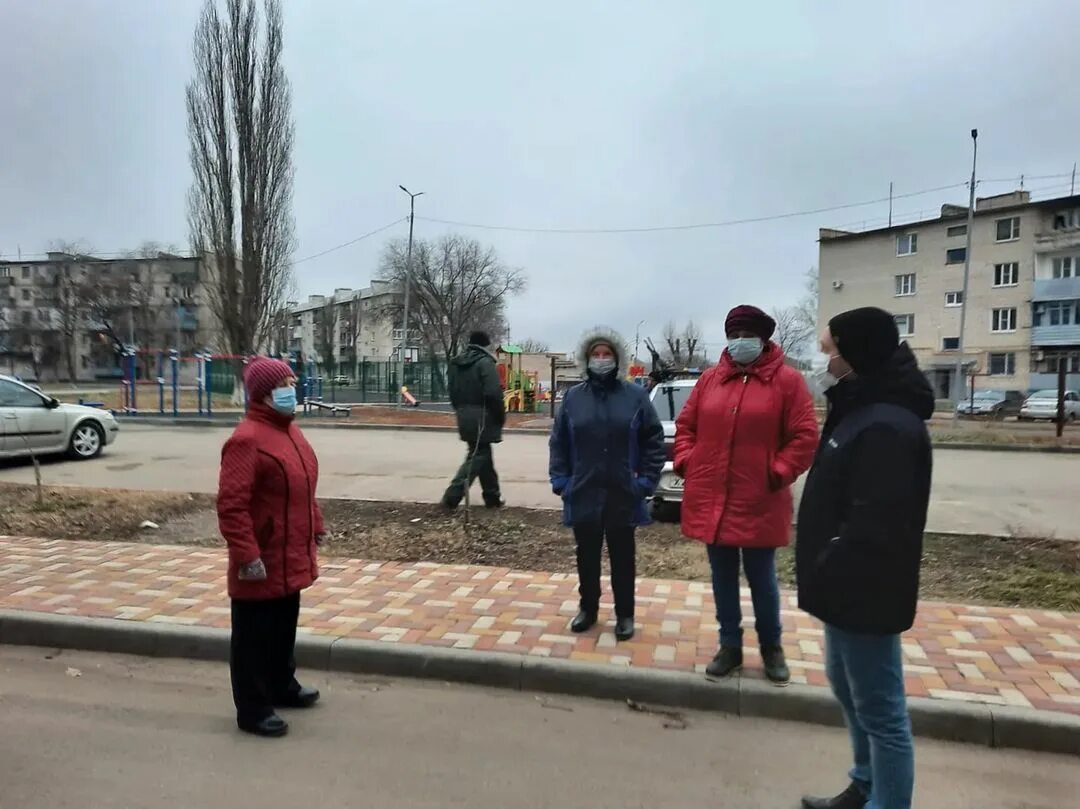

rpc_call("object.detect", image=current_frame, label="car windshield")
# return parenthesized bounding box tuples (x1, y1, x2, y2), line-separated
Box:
(1029, 390, 1057, 400)
(652, 385, 695, 422)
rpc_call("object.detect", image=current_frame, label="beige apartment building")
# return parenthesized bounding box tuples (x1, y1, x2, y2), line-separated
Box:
(285, 281, 401, 373)
(818, 191, 1080, 399)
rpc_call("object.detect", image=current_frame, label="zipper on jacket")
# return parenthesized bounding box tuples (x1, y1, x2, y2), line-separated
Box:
(718, 374, 751, 533)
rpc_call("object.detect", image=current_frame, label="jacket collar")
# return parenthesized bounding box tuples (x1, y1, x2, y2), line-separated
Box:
(245, 401, 295, 430)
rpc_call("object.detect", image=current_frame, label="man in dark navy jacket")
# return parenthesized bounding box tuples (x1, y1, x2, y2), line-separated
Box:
(797, 307, 934, 809)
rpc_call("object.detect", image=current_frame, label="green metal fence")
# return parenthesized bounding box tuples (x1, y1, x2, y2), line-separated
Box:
(313, 359, 449, 403)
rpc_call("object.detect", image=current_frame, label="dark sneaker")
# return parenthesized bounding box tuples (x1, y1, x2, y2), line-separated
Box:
(570, 610, 598, 633)
(237, 714, 289, 738)
(762, 645, 791, 686)
(274, 686, 320, 709)
(705, 646, 743, 679)
(484, 497, 505, 509)
(801, 782, 868, 809)
(614, 617, 635, 642)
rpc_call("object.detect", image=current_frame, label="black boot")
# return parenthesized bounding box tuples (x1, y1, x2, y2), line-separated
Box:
(801, 782, 868, 809)
(238, 714, 289, 738)
(484, 497, 505, 509)
(762, 645, 791, 686)
(705, 646, 743, 679)
(275, 685, 320, 709)
(614, 617, 635, 642)
(570, 610, 597, 633)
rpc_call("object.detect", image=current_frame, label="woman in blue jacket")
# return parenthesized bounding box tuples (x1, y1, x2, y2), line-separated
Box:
(549, 328, 666, 641)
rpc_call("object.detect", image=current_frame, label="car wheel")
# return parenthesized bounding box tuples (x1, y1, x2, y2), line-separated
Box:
(651, 501, 681, 523)
(68, 421, 104, 460)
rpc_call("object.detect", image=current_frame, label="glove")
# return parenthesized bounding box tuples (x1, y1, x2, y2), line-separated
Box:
(237, 558, 267, 581)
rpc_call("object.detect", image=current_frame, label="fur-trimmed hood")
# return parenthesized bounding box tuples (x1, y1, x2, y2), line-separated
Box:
(577, 326, 630, 375)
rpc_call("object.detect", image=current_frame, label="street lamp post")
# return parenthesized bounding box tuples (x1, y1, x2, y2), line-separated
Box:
(952, 129, 978, 416)
(634, 320, 646, 367)
(398, 185, 423, 408)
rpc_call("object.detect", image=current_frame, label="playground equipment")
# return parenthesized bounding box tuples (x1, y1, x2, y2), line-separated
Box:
(496, 344, 539, 414)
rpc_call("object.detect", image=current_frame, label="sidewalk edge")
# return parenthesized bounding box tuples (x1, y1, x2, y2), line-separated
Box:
(1, 609, 1076, 756)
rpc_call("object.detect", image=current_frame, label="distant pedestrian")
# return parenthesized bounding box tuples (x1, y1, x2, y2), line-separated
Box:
(674, 305, 818, 686)
(549, 328, 666, 641)
(218, 357, 326, 738)
(797, 307, 934, 809)
(442, 331, 506, 509)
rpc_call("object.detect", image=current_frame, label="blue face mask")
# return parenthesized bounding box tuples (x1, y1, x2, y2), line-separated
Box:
(727, 337, 764, 366)
(270, 386, 297, 415)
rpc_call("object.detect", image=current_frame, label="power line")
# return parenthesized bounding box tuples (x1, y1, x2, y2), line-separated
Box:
(288, 218, 406, 266)
(415, 182, 974, 235)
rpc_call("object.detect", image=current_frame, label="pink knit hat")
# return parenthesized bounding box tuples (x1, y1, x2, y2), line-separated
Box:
(244, 357, 295, 403)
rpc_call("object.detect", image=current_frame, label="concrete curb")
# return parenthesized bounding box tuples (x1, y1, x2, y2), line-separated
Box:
(2, 609, 1076, 756)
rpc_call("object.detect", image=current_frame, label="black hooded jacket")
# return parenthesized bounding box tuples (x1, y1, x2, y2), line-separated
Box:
(796, 343, 935, 634)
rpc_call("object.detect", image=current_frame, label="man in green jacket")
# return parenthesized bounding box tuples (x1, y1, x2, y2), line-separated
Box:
(442, 331, 506, 509)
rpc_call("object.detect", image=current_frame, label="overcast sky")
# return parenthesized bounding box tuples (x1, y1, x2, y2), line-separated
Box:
(3, 0, 1079, 354)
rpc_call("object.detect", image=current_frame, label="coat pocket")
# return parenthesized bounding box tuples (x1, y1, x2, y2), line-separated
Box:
(256, 517, 275, 551)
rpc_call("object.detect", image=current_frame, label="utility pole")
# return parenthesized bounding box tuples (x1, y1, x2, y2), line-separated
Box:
(634, 319, 646, 366)
(398, 185, 423, 408)
(888, 181, 894, 227)
(1072, 162, 1076, 196)
(953, 128, 978, 415)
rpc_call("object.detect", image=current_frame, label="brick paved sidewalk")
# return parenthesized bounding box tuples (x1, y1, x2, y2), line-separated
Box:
(1, 535, 1079, 716)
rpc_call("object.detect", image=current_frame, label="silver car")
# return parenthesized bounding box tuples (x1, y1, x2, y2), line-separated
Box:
(1018, 389, 1080, 423)
(648, 378, 699, 522)
(0, 374, 119, 460)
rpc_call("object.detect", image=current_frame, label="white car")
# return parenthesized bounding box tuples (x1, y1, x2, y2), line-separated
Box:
(1018, 389, 1080, 423)
(0, 374, 119, 460)
(648, 377, 700, 522)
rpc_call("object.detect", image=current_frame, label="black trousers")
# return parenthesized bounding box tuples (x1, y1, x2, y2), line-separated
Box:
(230, 593, 302, 723)
(443, 442, 501, 506)
(573, 522, 636, 619)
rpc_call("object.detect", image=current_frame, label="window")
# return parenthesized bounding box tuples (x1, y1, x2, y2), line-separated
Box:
(1052, 256, 1078, 279)
(1045, 351, 1080, 374)
(0, 379, 47, 408)
(946, 224, 967, 237)
(1053, 209, 1080, 231)
(946, 247, 967, 264)
(989, 352, 1016, 377)
(21, 311, 31, 325)
(0, 267, 9, 278)
(21, 265, 31, 279)
(991, 307, 1017, 333)
(37, 309, 50, 323)
(945, 291, 963, 307)
(896, 233, 918, 257)
(995, 217, 1021, 242)
(942, 337, 960, 351)
(894, 313, 915, 337)
(994, 262, 1019, 287)
(21, 289, 31, 301)
(894, 273, 916, 296)
(1041, 301, 1077, 327)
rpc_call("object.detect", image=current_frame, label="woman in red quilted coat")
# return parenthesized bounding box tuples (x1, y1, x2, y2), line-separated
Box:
(218, 357, 326, 737)
(674, 305, 818, 685)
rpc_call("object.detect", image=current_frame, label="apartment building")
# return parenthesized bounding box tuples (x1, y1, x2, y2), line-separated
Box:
(0, 252, 209, 382)
(818, 191, 1080, 398)
(284, 281, 402, 374)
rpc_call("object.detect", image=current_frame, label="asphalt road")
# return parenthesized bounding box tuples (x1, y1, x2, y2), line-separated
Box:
(2, 424, 1078, 539)
(0, 645, 1075, 809)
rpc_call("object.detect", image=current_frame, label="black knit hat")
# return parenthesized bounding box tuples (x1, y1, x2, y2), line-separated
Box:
(828, 307, 900, 376)
(468, 330, 491, 347)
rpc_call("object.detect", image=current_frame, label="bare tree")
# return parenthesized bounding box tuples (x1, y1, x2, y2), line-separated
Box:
(186, 0, 295, 367)
(315, 299, 337, 378)
(338, 297, 362, 379)
(518, 338, 550, 353)
(661, 320, 705, 365)
(793, 266, 819, 349)
(378, 234, 526, 359)
(771, 305, 814, 358)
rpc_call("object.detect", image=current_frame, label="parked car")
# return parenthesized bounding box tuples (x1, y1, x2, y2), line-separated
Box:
(648, 378, 699, 522)
(0, 374, 119, 460)
(1019, 389, 1080, 423)
(956, 389, 1025, 419)
(330, 375, 351, 387)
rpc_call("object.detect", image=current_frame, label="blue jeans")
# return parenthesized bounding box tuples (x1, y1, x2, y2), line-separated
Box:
(825, 625, 914, 809)
(706, 545, 782, 649)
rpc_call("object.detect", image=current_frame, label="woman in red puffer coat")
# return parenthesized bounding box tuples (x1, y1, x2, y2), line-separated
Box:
(218, 356, 326, 738)
(674, 305, 818, 686)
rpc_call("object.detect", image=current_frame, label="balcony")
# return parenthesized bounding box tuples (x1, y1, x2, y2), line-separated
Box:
(1033, 276, 1080, 302)
(1032, 323, 1080, 347)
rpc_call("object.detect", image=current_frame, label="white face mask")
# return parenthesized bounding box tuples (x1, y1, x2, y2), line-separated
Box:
(588, 357, 617, 377)
(810, 352, 846, 396)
